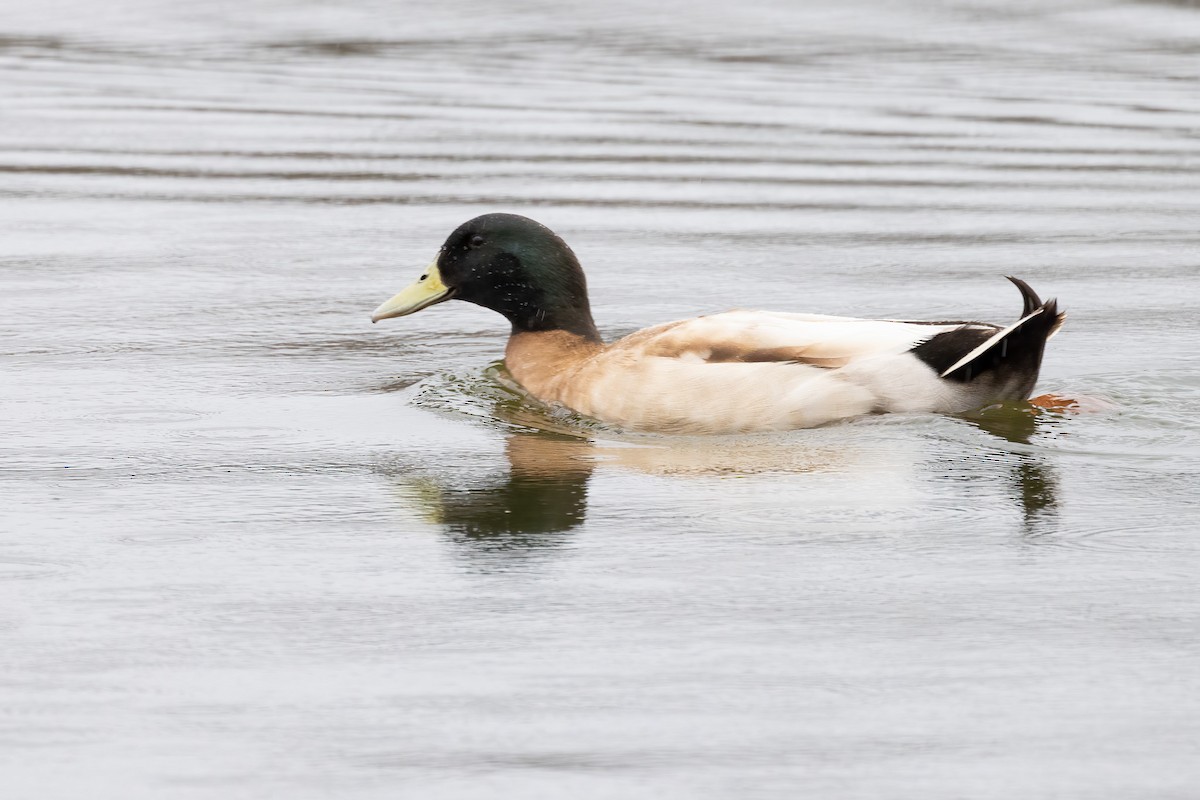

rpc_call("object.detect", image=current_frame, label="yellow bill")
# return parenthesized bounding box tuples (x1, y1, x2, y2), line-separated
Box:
(371, 260, 452, 323)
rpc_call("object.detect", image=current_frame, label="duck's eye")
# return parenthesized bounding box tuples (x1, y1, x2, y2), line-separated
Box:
(469, 235, 485, 248)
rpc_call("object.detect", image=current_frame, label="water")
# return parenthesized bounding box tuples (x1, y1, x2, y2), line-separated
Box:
(3, 0, 1200, 796)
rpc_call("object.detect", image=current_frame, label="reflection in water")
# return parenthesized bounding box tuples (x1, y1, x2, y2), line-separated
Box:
(379, 426, 858, 561)
(382, 435, 594, 556)
(961, 404, 1062, 534)
(383, 400, 1069, 557)
(1015, 460, 1059, 524)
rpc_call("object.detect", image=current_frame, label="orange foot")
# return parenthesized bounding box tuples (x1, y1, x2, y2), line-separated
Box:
(1029, 393, 1080, 411)
(1029, 393, 1117, 413)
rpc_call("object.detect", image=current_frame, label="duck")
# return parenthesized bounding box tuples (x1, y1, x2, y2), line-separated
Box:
(371, 213, 1065, 435)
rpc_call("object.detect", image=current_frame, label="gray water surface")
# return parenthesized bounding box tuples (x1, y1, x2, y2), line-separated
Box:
(3, 0, 1200, 797)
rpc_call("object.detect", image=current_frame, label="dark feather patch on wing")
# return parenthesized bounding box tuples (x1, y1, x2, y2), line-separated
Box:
(890, 319, 987, 327)
(703, 345, 842, 368)
(910, 326, 997, 378)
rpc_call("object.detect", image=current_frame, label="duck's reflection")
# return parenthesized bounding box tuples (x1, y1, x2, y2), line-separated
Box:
(382, 403, 1067, 556)
(379, 430, 858, 562)
(387, 434, 594, 554)
(961, 403, 1062, 533)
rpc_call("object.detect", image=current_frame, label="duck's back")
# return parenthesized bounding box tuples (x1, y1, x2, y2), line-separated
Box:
(614, 310, 990, 368)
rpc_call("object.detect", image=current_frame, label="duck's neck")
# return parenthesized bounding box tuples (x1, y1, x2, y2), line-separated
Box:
(506, 302, 601, 342)
(505, 330, 605, 401)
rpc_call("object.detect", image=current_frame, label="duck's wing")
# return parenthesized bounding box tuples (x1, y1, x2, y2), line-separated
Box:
(615, 310, 995, 368)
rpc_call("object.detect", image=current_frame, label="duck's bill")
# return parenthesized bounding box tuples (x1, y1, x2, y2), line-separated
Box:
(371, 261, 453, 322)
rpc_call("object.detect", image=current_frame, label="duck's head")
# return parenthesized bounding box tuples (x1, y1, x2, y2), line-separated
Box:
(371, 213, 600, 340)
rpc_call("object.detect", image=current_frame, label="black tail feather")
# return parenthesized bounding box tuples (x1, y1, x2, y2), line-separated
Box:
(1006, 275, 1042, 317)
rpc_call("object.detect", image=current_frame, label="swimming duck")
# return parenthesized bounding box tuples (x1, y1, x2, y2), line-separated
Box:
(371, 213, 1065, 434)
